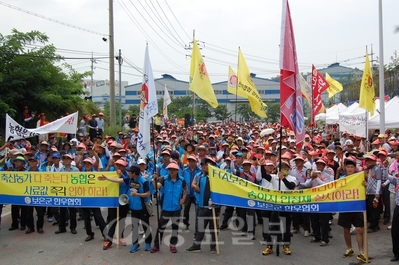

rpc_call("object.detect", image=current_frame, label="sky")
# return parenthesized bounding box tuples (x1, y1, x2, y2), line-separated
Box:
(1, 0, 398, 86)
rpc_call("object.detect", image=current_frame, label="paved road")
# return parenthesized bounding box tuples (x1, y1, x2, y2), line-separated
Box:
(0, 205, 394, 265)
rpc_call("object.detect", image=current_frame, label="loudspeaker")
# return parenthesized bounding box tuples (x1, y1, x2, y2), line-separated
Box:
(118, 194, 129, 205)
(184, 114, 191, 128)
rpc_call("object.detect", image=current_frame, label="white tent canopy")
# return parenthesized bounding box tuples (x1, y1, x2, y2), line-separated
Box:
(369, 96, 399, 129)
(338, 97, 397, 137)
(315, 103, 347, 124)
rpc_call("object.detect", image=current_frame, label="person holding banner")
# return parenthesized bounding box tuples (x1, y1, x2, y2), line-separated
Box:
(99, 165, 152, 253)
(102, 158, 130, 249)
(55, 154, 79, 235)
(150, 162, 188, 253)
(80, 157, 107, 242)
(186, 157, 219, 253)
(25, 156, 45, 234)
(301, 159, 334, 246)
(337, 157, 366, 263)
(289, 156, 312, 237)
(259, 159, 297, 256)
(9, 156, 28, 231)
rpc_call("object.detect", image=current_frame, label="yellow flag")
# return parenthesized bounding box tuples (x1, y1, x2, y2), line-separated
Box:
(359, 48, 375, 116)
(326, 73, 343, 98)
(189, 39, 218, 108)
(237, 49, 267, 118)
(227, 66, 248, 98)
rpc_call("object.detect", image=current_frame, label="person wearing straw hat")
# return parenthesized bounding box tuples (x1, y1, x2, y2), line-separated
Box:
(150, 162, 188, 254)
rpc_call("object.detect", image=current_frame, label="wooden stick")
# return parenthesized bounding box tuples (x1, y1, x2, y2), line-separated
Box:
(363, 211, 369, 263)
(212, 207, 220, 254)
(116, 207, 119, 249)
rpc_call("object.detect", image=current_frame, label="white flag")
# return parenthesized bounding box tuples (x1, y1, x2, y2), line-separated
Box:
(137, 45, 158, 159)
(5, 112, 78, 141)
(163, 84, 172, 119)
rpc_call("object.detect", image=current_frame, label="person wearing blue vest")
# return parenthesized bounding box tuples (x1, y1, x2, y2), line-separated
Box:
(99, 164, 152, 253)
(25, 156, 45, 234)
(80, 157, 107, 242)
(101, 159, 130, 250)
(150, 162, 187, 254)
(186, 157, 220, 253)
(55, 153, 80, 235)
(182, 155, 201, 231)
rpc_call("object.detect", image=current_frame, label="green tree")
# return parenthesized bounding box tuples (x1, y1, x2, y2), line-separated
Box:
(265, 103, 280, 122)
(167, 96, 193, 118)
(195, 99, 213, 122)
(236, 102, 258, 121)
(128, 105, 140, 116)
(213, 104, 231, 121)
(0, 29, 89, 125)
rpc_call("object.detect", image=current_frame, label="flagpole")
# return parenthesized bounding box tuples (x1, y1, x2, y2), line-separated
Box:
(152, 118, 162, 248)
(363, 211, 369, 263)
(311, 68, 314, 132)
(275, 125, 283, 256)
(235, 47, 240, 126)
(378, 0, 385, 134)
(365, 110, 369, 152)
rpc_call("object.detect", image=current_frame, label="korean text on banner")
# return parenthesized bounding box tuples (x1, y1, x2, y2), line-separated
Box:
(0, 172, 120, 207)
(208, 166, 366, 213)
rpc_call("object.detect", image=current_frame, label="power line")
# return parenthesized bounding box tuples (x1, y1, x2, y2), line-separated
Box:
(128, 0, 185, 54)
(164, 0, 191, 40)
(142, 0, 186, 46)
(153, 0, 188, 44)
(0, 52, 110, 60)
(0, 1, 107, 36)
(116, 0, 186, 71)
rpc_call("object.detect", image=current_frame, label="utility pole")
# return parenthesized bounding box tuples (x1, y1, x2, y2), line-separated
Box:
(109, 0, 116, 125)
(116, 49, 123, 128)
(378, 0, 385, 134)
(90, 52, 96, 101)
(185, 30, 206, 121)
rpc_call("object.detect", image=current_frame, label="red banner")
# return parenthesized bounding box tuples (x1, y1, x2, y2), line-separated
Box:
(311, 65, 329, 124)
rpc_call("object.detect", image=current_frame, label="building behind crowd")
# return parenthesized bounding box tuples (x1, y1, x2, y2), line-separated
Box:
(82, 79, 129, 110)
(124, 73, 280, 118)
(85, 63, 362, 117)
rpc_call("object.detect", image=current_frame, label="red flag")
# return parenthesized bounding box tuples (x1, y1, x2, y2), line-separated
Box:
(311, 65, 329, 124)
(279, 0, 305, 144)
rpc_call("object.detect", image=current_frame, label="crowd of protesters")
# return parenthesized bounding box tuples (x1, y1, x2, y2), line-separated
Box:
(1, 109, 399, 263)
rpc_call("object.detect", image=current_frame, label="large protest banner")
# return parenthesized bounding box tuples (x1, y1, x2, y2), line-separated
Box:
(338, 112, 367, 138)
(208, 166, 366, 213)
(0, 172, 119, 207)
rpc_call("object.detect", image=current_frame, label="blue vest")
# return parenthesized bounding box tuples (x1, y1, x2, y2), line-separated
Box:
(197, 173, 220, 209)
(161, 176, 185, 211)
(183, 166, 200, 197)
(127, 176, 148, 210)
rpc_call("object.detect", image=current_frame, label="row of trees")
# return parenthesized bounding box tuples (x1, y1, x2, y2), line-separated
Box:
(0, 29, 94, 126)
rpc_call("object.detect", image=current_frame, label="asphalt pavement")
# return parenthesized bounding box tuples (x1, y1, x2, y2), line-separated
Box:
(0, 205, 394, 265)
